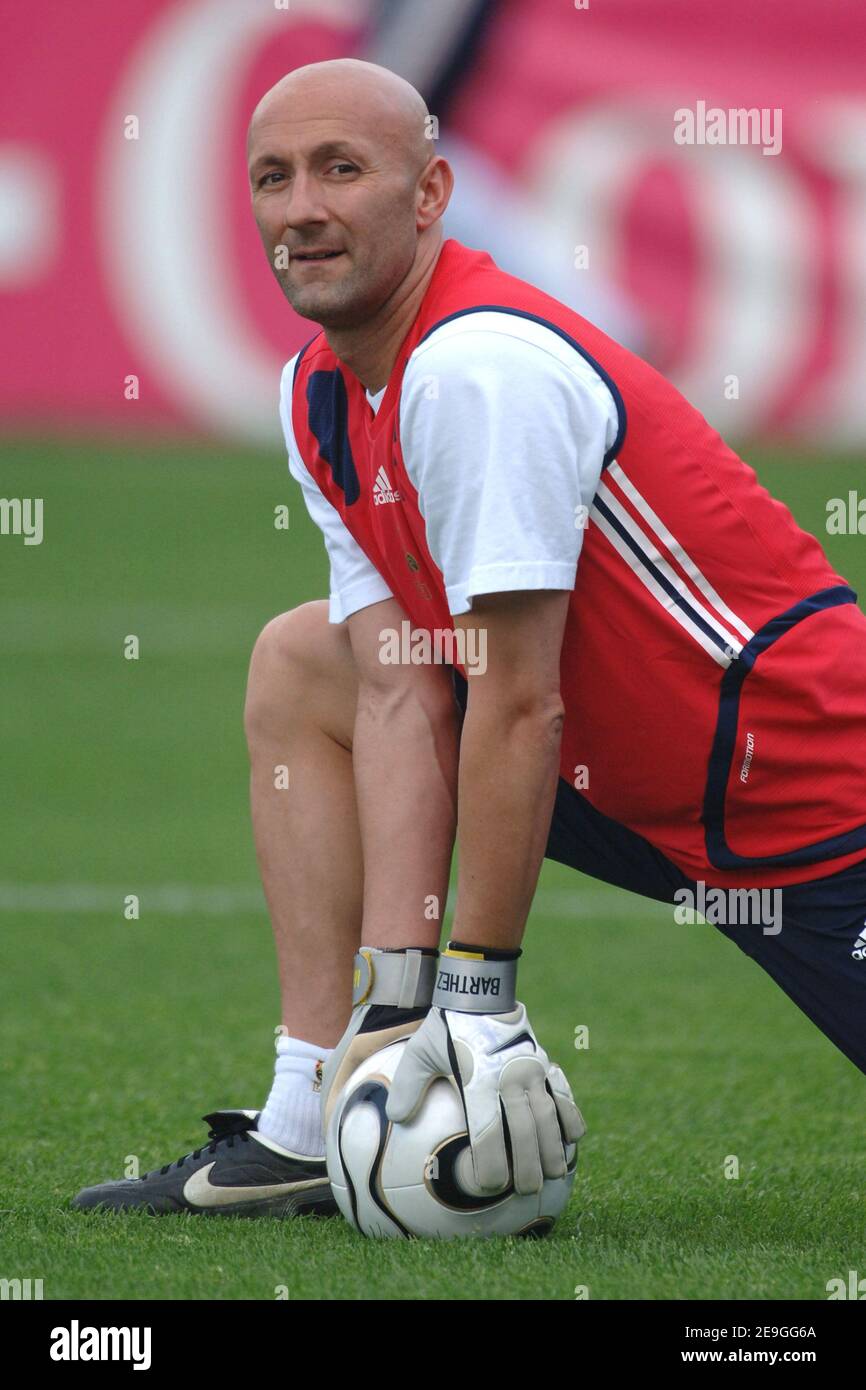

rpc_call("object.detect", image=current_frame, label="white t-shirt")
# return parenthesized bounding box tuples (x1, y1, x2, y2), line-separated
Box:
(280, 311, 620, 622)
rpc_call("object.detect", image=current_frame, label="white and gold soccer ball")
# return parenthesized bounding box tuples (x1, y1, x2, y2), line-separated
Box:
(325, 1037, 578, 1239)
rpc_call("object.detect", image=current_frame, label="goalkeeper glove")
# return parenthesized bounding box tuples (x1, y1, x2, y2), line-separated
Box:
(321, 945, 438, 1131)
(386, 944, 585, 1195)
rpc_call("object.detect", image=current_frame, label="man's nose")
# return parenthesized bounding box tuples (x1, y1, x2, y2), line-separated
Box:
(280, 169, 328, 226)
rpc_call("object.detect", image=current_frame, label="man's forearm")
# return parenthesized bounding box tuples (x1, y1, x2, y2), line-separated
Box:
(353, 670, 459, 948)
(450, 694, 564, 951)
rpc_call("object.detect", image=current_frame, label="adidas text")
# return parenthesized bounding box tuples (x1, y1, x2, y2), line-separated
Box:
(373, 466, 401, 505)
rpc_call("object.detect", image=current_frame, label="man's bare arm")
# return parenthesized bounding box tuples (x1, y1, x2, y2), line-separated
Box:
(450, 589, 571, 951)
(383, 588, 584, 1185)
(347, 596, 459, 947)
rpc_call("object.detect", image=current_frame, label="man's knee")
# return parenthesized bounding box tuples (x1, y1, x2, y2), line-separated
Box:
(244, 602, 355, 743)
(251, 601, 331, 671)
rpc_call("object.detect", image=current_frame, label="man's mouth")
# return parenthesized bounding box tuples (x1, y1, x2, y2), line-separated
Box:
(292, 250, 344, 262)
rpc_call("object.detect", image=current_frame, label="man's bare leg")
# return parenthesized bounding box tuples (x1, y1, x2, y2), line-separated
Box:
(244, 600, 361, 1049)
(245, 596, 459, 1155)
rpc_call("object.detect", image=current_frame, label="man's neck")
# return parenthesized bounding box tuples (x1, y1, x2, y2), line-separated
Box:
(324, 234, 445, 396)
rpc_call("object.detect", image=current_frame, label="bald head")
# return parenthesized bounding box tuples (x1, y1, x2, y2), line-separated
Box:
(248, 59, 452, 333)
(248, 59, 433, 182)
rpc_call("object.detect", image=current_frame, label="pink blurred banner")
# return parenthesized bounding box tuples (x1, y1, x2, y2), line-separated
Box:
(2, 0, 865, 444)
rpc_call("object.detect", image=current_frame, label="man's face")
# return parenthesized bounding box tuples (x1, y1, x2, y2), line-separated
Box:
(249, 104, 425, 329)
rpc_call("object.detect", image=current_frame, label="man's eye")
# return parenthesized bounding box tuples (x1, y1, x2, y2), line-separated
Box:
(259, 171, 285, 187)
(329, 163, 358, 175)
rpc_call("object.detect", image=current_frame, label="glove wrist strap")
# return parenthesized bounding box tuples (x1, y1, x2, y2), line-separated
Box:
(352, 947, 438, 1009)
(432, 948, 518, 1013)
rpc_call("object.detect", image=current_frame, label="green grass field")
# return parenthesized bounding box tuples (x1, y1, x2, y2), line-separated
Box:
(1, 435, 864, 1301)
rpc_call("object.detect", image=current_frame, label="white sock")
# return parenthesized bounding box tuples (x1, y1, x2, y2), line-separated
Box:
(257, 1033, 333, 1157)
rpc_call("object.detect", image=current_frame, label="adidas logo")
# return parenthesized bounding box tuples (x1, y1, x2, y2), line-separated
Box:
(373, 466, 401, 506)
(852, 930, 866, 961)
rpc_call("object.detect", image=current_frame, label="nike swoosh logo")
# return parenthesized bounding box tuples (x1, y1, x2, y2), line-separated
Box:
(182, 1162, 328, 1209)
(488, 1030, 536, 1055)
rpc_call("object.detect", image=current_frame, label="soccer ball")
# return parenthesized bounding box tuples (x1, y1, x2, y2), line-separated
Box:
(325, 1037, 578, 1239)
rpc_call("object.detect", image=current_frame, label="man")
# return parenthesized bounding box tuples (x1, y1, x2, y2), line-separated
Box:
(75, 59, 866, 1217)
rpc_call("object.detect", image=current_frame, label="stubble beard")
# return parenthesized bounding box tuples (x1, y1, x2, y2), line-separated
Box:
(276, 259, 375, 330)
